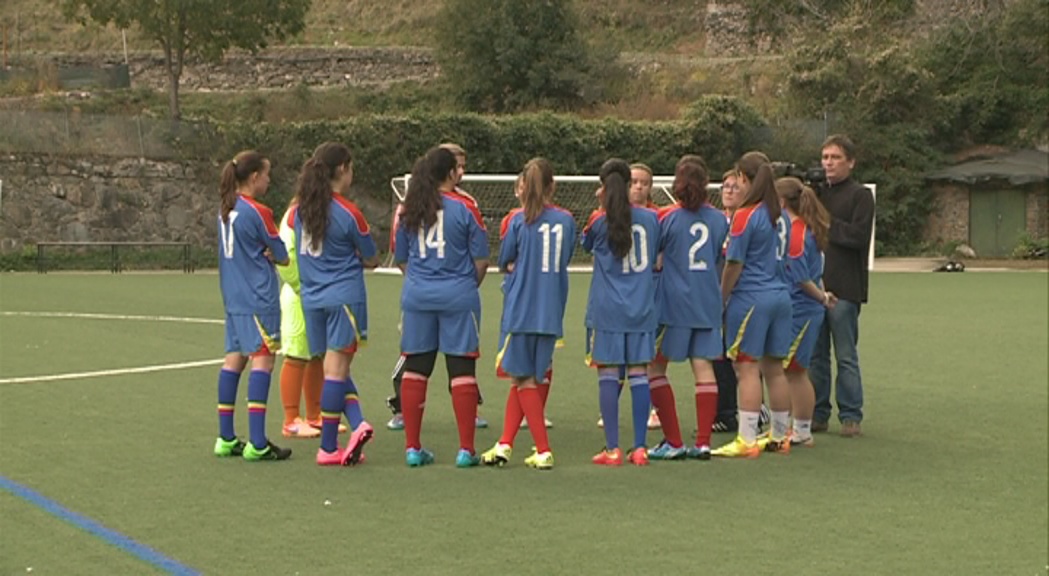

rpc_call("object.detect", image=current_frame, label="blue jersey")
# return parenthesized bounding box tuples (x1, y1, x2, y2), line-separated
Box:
(394, 192, 489, 312)
(499, 205, 577, 337)
(293, 195, 377, 309)
(657, 202, 729, 328)
(787, 218, 825, 316)
(581, 206, 660, 332)
(726, 204, 790, 292)
(217, 195, 287, 315)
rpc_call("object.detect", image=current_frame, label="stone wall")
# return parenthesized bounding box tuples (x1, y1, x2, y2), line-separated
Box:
(0, 153, 394, 255)
(924, 183, 970, 245)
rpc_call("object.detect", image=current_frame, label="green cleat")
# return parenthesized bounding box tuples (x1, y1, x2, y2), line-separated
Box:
(524, 450, 554, 470)
(214, 437, 245, 457)
(242, 441, 292, 461)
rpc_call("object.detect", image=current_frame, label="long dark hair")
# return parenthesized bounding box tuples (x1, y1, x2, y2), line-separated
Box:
(674, 156, 709, 212)
(218, 150, 267, 223)
(736, 151, 780, 225)
(522, 157, 554, 224)
(776, 176, 831, 250)
(403, 147, 457, 232)
(296, 142, 352, 252)
(600, 158, 633, 260)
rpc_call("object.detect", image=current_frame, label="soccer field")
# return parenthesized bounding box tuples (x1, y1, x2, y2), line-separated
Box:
(0, 271, 1046, 575)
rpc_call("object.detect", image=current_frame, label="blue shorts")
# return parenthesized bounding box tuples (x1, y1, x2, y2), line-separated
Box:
(401, 309, 480, 357)
(496, 333, 557, 380)
(656, 325, 722, 362)
(726, 289, 792, 361)
(225, 312, 280, 356)
(784, 310, 825, 371)
(304, 303, 368, 357)
(586, 328, 655, 367)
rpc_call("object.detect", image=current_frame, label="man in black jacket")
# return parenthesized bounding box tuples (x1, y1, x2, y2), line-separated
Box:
(811, 135, 874, 437)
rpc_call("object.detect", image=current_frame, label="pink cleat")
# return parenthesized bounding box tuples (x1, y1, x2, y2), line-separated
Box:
(316, 447, 345, 466)
(341, 421, 375, 466)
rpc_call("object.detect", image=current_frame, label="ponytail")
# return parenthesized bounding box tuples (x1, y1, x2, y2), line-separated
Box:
(736, 151, 780, 225)
(776, 176, 830, 250)
(403, 147, 457, 232)
(600, 158, 633, 260)
(296, 142, 352, 252)
(522, 157, 553, 224)
(673, 157, 709, 212)
(218, 150, 267, 223)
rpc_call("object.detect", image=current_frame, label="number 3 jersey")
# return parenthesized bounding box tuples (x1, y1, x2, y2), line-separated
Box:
(292, 194, 378, 309)
(581, 206, 661, 333)
(498, 205, 577, 337)
(725, 203, 791, 293)
(656, 202, 729, 328)
(393, 192, 489, 312)
(217, 195, 288, 315)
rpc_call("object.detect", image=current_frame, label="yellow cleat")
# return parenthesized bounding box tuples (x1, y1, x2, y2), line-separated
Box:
(481, 443, 512, 467)
(711, 436, 761, 459)
(524, 450, 554, 470)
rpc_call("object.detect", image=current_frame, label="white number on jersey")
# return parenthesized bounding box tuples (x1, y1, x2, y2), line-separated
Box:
(621, 224, 650, 273)
(688, 222, 711, 271)
(220, 211, 239, 259)
(300, 229, 323, 258)
(538, 222, 564, 273)
(776, 216, 788, 261)
(418, 210, 446, 259)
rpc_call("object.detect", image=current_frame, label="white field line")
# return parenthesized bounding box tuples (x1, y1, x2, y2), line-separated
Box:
(0, 311, 223, 324)
(0, 359, 223, 385)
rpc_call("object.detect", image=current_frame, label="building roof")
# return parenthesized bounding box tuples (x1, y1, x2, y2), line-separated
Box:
(926, 149, 1048, 185)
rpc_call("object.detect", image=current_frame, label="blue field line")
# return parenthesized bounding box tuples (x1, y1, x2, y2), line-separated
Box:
(0, 475, 200, 576)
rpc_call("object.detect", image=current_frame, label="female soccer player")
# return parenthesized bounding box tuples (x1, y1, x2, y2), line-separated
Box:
(647, 157, 729, 461)
(482, 159, 575, 469)
(394, 146, 490, 468)
(214, 150, 292, 461)
(584, 158, 660, 467)
(774, 177, 837, 450)
(293, 142, 380, 467)
(713, 151, 793, 459)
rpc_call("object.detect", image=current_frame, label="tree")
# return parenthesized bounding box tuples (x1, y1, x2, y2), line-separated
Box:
(434, 0, 607, 113)
(61, 0, 310, 119)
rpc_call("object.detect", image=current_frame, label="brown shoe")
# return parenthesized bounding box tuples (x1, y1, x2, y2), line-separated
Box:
(840, 421, 862, 438)
(812, 421, 829, 433)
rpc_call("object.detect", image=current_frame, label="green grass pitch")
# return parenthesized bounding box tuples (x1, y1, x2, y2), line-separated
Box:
(1, 271, 1046, 575)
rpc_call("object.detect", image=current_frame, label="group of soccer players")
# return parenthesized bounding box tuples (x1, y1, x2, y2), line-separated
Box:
(214, 141, 836, 469)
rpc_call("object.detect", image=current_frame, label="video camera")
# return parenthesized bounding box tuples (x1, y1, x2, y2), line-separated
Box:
(770, 162, 826, 189)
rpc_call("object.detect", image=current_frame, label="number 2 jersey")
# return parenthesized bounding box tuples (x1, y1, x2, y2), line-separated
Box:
(499, 205, 577, 337)
(725, 203, 791, 293)
(292, 194, 377, 309)
(393, 192, 489, 312)
(217, 195, 288, 315)
(656, 202, 729, 328)
(581, 206, 660, 333)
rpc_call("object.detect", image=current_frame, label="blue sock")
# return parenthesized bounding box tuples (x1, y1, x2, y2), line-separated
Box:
(320, 378, 345, 453)
(599, 369, 620, 450)
(628, 373, 651, 449)
(246, 370, 272, 450)
(217, 368, 240, 440)
(343, 377, 365, 429)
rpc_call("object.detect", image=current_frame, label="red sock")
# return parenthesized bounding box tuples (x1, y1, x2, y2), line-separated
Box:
(649, 376, 683, 447)
(401, 371, 428, 450)
(539, 372, 552, 406)
(518, 386, 550, 453)
(498, 386, 524, 446)
(695, 381, 718, 447)
(450, 376, 479, 453)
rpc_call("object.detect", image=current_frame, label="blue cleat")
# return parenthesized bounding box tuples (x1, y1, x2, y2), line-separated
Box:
(406, 447, 435, 467)
(648, 440, 687, 460)
(455, 449, 480, 468)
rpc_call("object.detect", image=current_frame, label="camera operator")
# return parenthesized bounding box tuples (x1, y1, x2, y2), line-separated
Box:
(810, 134, 874, 437)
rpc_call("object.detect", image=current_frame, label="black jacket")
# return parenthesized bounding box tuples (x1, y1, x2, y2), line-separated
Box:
(818, 177, 875, 304)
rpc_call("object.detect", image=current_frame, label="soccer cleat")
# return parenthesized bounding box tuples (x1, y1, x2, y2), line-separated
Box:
(712, 436, 760, 459)
(647, 409, 661, 430)
(521, 417, 554, 430)
(406, 447, 435, 467)
(242, 441, 292, 461)
(282, 418, 321, 438)
(790, 435, 815, 448)
(524, 450, 554, 470)
(761, 435, 791, 455)
(648, 441, 687, 461)
(592, 448, 623, 467)
(341, 421, 374, 466)
(475, 416, 489, 429)
(307, 418, 348, 434)
(628, 447, 650, 466)
(316, 447, 346, 466)
(214, 436, 245, 457)
(597, 416, 604, 428)
(687, 445, 712, 460)
(455, 449, 480, 468)
(481, 443, 513, 467)
(386, 413, 405, 431)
